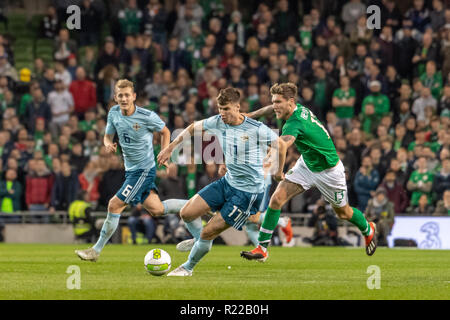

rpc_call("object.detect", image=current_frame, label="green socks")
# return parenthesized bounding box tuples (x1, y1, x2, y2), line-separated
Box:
(258, 207, 281, 249)
(349, 207, 371, 236)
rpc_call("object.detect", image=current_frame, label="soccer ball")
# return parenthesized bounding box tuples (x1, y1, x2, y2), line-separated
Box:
(144, 248, 171, 276)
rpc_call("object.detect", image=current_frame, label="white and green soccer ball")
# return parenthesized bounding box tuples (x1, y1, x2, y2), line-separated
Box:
(144, 248, 171, 276)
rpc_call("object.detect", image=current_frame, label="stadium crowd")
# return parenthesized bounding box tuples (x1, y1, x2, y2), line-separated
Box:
(0, 0, 449, 244)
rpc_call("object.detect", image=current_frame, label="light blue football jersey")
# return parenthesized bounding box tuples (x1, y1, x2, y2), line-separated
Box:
(203, 115, 278, 193)
(105, 105, 166, 171)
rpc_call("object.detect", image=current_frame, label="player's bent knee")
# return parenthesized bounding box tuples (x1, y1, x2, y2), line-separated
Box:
(179, 206, 194, 222)
(108, 197, 125, 213)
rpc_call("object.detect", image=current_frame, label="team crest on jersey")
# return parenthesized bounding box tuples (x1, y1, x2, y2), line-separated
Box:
(132, 123, 141, 131)
(301, 109, 309, 120)
(240, 134, 249, 141)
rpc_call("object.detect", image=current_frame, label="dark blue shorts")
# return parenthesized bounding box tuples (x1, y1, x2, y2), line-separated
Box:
(116, 167, 157, 206)
(198, 177, 264, 230)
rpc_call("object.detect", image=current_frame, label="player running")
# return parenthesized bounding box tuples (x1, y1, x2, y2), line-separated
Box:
(157, 88, 287, 276)
(240, 83, 377, 262)
(75, 79, 187, 262)
(175, 169, 293, 252)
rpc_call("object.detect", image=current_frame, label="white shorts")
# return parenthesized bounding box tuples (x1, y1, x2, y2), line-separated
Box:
(285, 156, 348, 208)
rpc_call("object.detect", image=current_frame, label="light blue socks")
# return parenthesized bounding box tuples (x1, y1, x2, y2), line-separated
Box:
(93, 213, 121, 253)
(185, 217, 203, 240)
(162, 199, 188, 215)
(245, 221, 259, 247)
(182, 238, 213, 271)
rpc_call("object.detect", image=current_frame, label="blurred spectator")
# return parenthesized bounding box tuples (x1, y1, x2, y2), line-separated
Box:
(362, 81, 390, 117)
(24, 87, 52, 134)
(412, 32, 439, 76)
(433, 189, 450, 216)
(69, 67, 97, 117)
(70, 142, 88, 174)
(68, 190, 96, 243)
(128, 203, 158, 244)
(118, 0, 143, 38)
(332, 75, 355, 131)
(350, 15, 372, 46)
(47, 79, 74, 136)
(273, 0, 297, 42)
(341, 0, 366, 35)
(365, 187, 394, 246)
(305, 199, 338, 246)
(407, 156, 435, 207)
(432, 157, 450, 201)
(78, 160, 100, 205)
(420, 60, 442, 101)
(54, 60, 72, 89)
(0, 168, 22, 212)
(40, 5, 59, 39)
(95, 37, 120, 77)
(0, 52, 17, 82)
(354, 155, 380, 211)
(394, 19, 418, 79)
(158, 162, 187, 241)
(412, 87, 437, 122)
(25, 159, 54, 212)
(198, 161, 218, 190)
(228, 11, 245, 49)
(50, 161, 79, 211)
(380, 170, 409, 213)
(410, 194, 435, 214)
(404, 0, 431, 33)
(143, 0, 168, 45)
(54, 29, 77, 61)
(79, 0, 103, 47)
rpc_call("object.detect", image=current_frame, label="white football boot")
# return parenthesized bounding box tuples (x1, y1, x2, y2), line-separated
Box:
(75, 248, 100, 262)
(176, 238, 196, 252)
(167, 265, 193, 277)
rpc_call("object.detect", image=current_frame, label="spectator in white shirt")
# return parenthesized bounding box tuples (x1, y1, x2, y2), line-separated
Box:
(47, 79, 74, 137)
(54, 60, 72, 89)
(412, 87, 437, 122)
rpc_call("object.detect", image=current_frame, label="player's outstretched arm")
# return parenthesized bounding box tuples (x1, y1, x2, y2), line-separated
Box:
(157, 120, 204, 167)
(246, 104, 274, 119)
(267, 137, 288, 182)
(158, 126, 172, 167)
(104, 134, 117, 154)
(159, 126, 171, 150)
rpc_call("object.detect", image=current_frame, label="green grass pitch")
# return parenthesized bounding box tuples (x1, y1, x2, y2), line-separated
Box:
(1, 244, 449, 300)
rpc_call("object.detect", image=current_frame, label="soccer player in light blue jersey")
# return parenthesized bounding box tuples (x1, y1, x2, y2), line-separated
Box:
(75, 79, 187, 262)
(157, 87, 287, 276)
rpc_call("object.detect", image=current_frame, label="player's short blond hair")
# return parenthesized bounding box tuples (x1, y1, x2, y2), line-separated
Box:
(270, 82, 298, 101)
(115, 79, 135, 92)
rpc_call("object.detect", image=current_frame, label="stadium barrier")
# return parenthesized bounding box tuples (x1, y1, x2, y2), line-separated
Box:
(1, 212, 449, 248)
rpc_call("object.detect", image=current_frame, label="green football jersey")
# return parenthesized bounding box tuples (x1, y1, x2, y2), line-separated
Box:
(408, 170, 434, 206)
(282, 104, 340, 172)
(333, 88, 355, 119)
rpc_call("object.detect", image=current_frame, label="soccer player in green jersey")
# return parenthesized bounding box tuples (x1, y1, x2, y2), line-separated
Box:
(241, 83, 377, 262)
